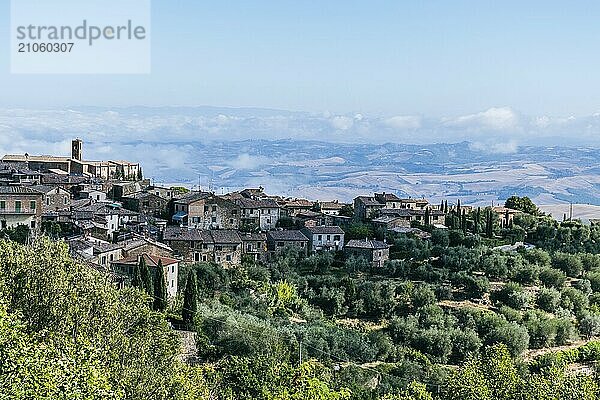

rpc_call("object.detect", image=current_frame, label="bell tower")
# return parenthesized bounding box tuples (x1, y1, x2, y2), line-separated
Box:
(72, 138, 83, 161)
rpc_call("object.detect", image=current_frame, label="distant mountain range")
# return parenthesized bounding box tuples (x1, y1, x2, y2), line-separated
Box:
(146, 140, 600, 207)
(1, 106, 599, 207)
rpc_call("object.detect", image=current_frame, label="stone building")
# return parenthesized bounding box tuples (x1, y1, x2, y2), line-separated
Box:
(172, 192, 240, 230)
(122, 191, 170, 218)
(0, 186, 43, 231)
(34, 185, 71, 212)
(235, 198, 281, 231)
(240, 232, 268, 261)
(3, 139, 140, 181)
(266, 230, 309, 255)
(344, 239, 391, 268)
(111, 254, 179, 297)
(162, 227, 242, 266)
(301, 225, 345, 253)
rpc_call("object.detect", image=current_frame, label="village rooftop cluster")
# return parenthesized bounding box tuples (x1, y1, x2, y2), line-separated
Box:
(0, 139, 524, 297)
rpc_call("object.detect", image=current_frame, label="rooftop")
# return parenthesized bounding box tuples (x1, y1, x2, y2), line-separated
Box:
(267, 230, 309, 241)
(113, 253, 179, 267)
(302, 225, 345, 234)
(345, 239, 390, 250)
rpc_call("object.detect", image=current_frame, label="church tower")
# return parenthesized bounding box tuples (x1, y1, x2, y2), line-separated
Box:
(72, 138, 83, 161)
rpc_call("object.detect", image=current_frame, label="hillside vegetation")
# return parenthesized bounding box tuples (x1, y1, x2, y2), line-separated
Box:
(2, 197, 600, 398)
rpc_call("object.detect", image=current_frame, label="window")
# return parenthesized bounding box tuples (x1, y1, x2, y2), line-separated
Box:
(15, 201, 21, 212)
(212, 205, 217, 212)
(202, 255, 207, 261)
(204, 205, 209, 213)
(0, 221, 5, 229)
(102, 256, 107, 265)
(327, 235, 331, 241)
(247, 244, 252, 251)
(318, 235, 322, 240)
(30, 220, 36, 229)
(63, 197, 68, 205)
(226, 255, 232, 262)
(110, 254, 114, 261)
(0, 201, 5, 210)
(229, 218, 234, 224)
(277, 241, 284, 247)
(194, 253, 200, 262)
(211, 216, 216, 223)
(334, 235, 340, 241)
(171, 266, 175, 273)
(216, 245, 223, 251)
(171, 280, 174, 287)
(300, 242, 305, 247)
(231, 210, 237, 215)
(46, 198, 50, 206)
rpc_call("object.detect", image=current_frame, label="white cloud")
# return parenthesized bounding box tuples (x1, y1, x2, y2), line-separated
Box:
(384, 115, 422, 130)
(469, 140, 519, 154)
(226, 154, 269, 170)
(444, 107, 520, 131)
(330, 116, 354, 130)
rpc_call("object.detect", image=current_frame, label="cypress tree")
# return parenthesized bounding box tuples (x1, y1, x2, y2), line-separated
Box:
(153, 259, 168, 312)
(425, 208, 430, 226)
(140, 257, 153, 296)
(486, 210, 494, 238)
(444, 200, 448, 214)
(183, 271, 198, 326)
(474, 207, 481, 234)
(131, 262, 142, 289)
(462, 211, 467, 234)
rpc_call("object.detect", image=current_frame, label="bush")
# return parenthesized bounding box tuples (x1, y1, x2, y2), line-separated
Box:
(491, 282, 531, 310)
(539, 267, 567, 289)
(488, 322, 530, 356)
(579, 312, 600, 339)
(536, 287, 561, 313)
(553, 252, 583, 277)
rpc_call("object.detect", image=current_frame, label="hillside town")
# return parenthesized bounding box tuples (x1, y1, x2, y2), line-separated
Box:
(0, 139, 532, 297)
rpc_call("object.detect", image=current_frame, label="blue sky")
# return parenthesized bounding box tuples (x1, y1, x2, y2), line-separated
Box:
(2, 0, 600, 117)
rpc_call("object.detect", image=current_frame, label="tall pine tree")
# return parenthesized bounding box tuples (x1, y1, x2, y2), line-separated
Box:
(153, 260, 168, 311)
(140, 257, 153, 296)
(182, 271, 198, 326)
